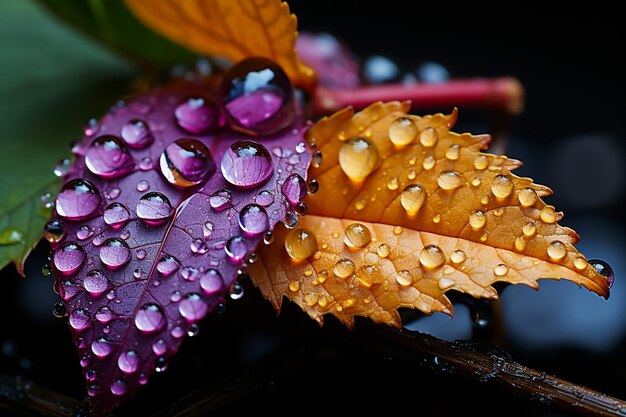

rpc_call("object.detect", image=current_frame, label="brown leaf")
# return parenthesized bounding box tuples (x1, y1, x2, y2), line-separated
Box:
(125, 0, 315, 88)
(250, 103, 610, 328)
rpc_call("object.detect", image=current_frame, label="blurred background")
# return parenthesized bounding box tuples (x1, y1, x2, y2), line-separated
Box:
(1, 1, 624, 416)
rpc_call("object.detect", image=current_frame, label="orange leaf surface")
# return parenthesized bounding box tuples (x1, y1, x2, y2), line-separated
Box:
(249, 102, 611, 328)
(125, 0, 315, 88)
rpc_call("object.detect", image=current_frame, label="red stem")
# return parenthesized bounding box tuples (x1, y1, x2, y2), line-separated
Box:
(312, 77, 524, 116)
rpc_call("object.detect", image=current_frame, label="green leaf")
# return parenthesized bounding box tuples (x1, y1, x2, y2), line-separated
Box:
(37, 0, 196, 68)
(0, 0, 136, 274)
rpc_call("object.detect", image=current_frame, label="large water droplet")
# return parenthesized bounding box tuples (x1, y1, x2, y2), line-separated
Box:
(118, 350, 139, 374)
(77, 225, 94, 241)
(56, 179, 101, 220)
(190, 238, 208, 254)
(160, 138, 215, 188)
(100, 238, 130, 269)
(157, 255, 179, 276)
(344, 223, 371, 248)
(400, 184, 426, 215)
(339, 137, 379, 181)
(377, 243, 391, 258)
(419, 245, 445, 268)
(69, 308, 90, 331)
(229, 282, 244, 300)
(238, 204, 269, 236)
(285, 228, 318, 260)
(518, 188, 538, 207)
(54, 158, 71, 177)
(437, 171, 464, 190)
(221, 57, 294, 134)
(540, 206, 557, 224)
(85, 135, 134, 178)
(152, 339, 167, 356)
(121, 119, 153, 149)
(255, 190, 274, 207)
(95, 306, 114, 324)
(43, 220, 64, 243)
(52, 302, 66, 318)
(225, 236, 247, 262)
(445, 144, 460, 160)
(419, 127, 438, 147)
(450, 249, 466, 264)
(179, 293, 208, 322)
(281, 174, 307, 205)
(91, 337, 112, 358)
(221, 140, 273, 188)
(103, 203, 130, 229)
(307, 178, 319, 194)
(137, 192, 172, 225)
(589, 259, 614, 288)
(83, 269, 109, 296)
(469, 210, 486, 229)
(547, 240, 567, 260)
(494, 264, 509, 276)
(54, 242, 85, 275)
(200, 269, 223, 294)
(333, 258, 355, 278)
(59, 280, 81, 301)
(110, 379, 127, 396)
(175, 97, 222, 134)
(491, 174, 514, 199)
(135, 304, 166, 333)
(388, 117, 417, 146)
(209, 189, 233, 211)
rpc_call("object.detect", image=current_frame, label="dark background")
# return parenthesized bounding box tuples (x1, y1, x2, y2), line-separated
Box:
(1, 2, 625, 416)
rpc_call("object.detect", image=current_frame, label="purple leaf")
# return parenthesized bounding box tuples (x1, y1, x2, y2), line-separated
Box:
(47, 64, 311, 416)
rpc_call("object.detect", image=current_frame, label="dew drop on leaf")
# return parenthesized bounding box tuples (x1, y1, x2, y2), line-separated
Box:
(221, 140, 274, 188)
(179, 293, 208, 322)
(121, 119, 153, 149)
(134, 304, 166, 333)
(85, 135, 134, 178)
(174, 97, 222, 134)
(239, 204, 269, 236)
(99, 238, 131, 269)
(136, 192, 173, 225)
(43, 220, 65, 243)
(284, 228, 318, 260)
(56, 179, 101, 220)
(400, 184, 426, 215)
(338, 137, 379, 181)
(54, 242, 85, 275)
(83, 269, 109, 296)
(388, 117, 417, 146)
(159, 138, 215, 188)
(419, 245, 445, 268)
(103, 203, 130, 229)
(344, 223, 371, 248)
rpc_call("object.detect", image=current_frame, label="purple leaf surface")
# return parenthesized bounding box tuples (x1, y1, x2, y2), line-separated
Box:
(47, 67, 312, 415)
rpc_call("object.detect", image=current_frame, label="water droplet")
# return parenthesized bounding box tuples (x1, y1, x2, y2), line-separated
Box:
(83, 270, 108, 296)
(283, 212, 299, 229)
(395, 270, 413, 286)
(469, 210, 486, 229)
(377, 243, 390, 258)
(387, 177, 399, 190)
(207, 189, 232, 211)
(494, 264, 509, 276)
(419, 127, 438, 147)
(255, 190, 274, 207)
(160, 139, 215, 188)
(221, 57, 294, 134)
(491, 175, 514, 199)
(43, 220, 64, 243)
(69, 309, 90, 331)
(229, 281, 244, 300)
(422, 154, 435, 170)
(294, 202, 307, 217)
(41, 192, 54, 209)
(574, 256, 587, 270)
(84, 118, 99, 136)
(221, 140, 273, 188)
(155, 357, 168, 372)
(518, 188, 538, 207)
(333, 259, 355, 278)
(179, 293, 208, 322)
(515, 236, 526, 251)
(201, 222, 214, 239)
(110, 379, 127, 396)
(138, 157, 152, 171)
(288, 281, 300, 292)
(135, 304, 166, 333)
(354, 199, 367, 211)
(200, 269, 223, 294)
(471, 300, 492, 328)
(393, 225, 403, 235)
(344, 223, 372, 248)
(307, 178, 319, 194)
(91, 337, 112, 358)
(136, 180, 149, 192)
(54, 158, 71, 177)
(432, 214, 441, 223)
(59, 280, 81, 301)
(121, 119, 153, 149)
(339, 137, 379, 181)
(437, 171, 464, 190)
(92, 233, 106, 246)
(106, 289, 116, 300)
(76, 225, 94, 241)
(281, 174, 307, 205)
(99, 238, 130, 269)
(87, 385, 98, 397)
(56, 179, 101, 220)
(285, 228, 318, 260)
(103, 203, 130, 229)
(522, 222, 536, 237)
(388, 117, 417, 146)
(175, 97, 222, 133)
(137, 192, 172, 225)
(52, 302, 66, 318)
(152, 339, 167, 356)
(473, 155, 489, 170)
(471, 177, 481, 187)
(86, 369, 96, 382)
(42, 263, 51, 276)
(547, 240, 566, 260)
(407, 168, 417, 180)
(263, 231, 274, 245)
(157, 255, 179, 276)
(237, 204, 269, 237)
(445, 144, 460, 160)
(95, 306, 113, 324)
(450, 249, 466, 264)
(312, 150, 323, 168)
(540, 206, 557, 224)
(118, 350, 139, 374)
(589, 259, 614, 288)
(225, 236, 247, 262)
(190, 238, 208, 254)
(171, 326, 184, 338)
(400, 184, 426, 215)
(54, 242, 85, 275)
(419, 245, 445, 268)
(187, 323, 200, 337)
(85, 135, 134, 178)
(135, 249, 146, 260)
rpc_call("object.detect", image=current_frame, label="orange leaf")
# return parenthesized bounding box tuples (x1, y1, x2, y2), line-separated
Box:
(125, 0, 315, 88)
(249, 103, 611, 328)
